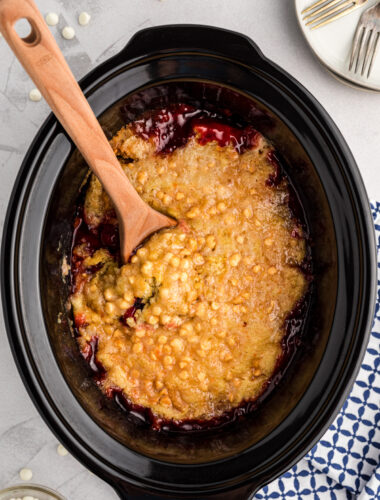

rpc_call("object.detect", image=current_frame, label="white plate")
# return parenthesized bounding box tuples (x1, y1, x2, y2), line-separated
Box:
(295, 0, 380, 91)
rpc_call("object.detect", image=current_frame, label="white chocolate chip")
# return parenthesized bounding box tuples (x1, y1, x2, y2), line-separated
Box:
(62, 26, 75, 40)
(29, 88, 41, 102)
(45, 12, 59, 26)
(19, 467, 33, 481)
(57, 443, 68, 456)
(78, 12, 91, 26)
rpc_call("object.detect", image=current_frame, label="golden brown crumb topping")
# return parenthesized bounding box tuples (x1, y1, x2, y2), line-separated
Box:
(70, 118, 307, 423)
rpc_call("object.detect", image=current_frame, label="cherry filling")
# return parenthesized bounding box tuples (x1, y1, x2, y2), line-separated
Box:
(107, 387, 159, 427)
(70, 206, 119, 293)
(100, 223, 119, 250)
(130, 103, 259, 155)
(131, 104, 203, 154)
(74, 313, 88, 328)
(193, 121, 259, 154)
(282, 295, 310, 360)
(81, 336, 105, 382)
(121, 297, 144, 326)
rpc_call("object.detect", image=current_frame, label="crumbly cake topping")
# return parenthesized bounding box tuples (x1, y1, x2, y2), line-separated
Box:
(70, 109, 308, 424)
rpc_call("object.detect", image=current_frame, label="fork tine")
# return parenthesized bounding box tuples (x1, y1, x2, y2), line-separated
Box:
(349, 24, 365, 71)
(303, 0, 343, 21)
(302, 0, 331, 15)
(367, 32, 380, 77)
(362, 30, 375, 76)
(311, 4, 358, 29)
(306, 0, 353, 26)
(355, 27, 368, 72)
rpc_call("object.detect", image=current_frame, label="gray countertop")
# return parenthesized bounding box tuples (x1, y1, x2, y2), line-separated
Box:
(0, 1, 379, 498)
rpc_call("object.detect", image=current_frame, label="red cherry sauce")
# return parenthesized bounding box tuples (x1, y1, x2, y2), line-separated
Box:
(130, 103, 260, 155)
(81, 336, 106, 382)
(131, 104, 203, 154)
(121, 297, 144, 326)
(193, 121, 259, 154)
(70, 103, 312, 432)
(282, 295, 310, 360)
(100, 223, 119, 250)
(107, 387, 159, 428)
(74, 312, 88, 328)
(70, 205, 119, 293)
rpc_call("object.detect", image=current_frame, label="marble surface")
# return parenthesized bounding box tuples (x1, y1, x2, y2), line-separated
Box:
(0, 1, 379, 498)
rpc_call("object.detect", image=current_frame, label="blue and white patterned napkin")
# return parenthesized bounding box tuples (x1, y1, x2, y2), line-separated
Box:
(255, 201, 380, 500)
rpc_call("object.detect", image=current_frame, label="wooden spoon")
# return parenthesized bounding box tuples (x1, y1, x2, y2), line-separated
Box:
(0, 0, 176, 263)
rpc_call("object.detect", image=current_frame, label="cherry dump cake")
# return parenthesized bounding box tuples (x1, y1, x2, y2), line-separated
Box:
(69, 104, 310, 430)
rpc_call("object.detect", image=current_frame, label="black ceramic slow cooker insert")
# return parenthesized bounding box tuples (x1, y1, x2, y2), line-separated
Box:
(1, 25, 376, 499)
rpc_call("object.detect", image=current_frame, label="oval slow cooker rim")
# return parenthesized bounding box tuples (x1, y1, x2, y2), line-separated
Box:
(1, 25, 377, 495)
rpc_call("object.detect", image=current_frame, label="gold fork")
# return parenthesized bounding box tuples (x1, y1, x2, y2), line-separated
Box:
(349, 2, 380, 77)
(302, 0, 369, 30)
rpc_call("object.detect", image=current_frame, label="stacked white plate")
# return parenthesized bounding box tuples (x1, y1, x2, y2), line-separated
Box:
(295, 0, 380, 91)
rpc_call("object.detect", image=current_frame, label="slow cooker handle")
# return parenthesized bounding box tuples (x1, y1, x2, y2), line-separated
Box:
(120, 24, 266, 67)
(114, 481, 260, 500)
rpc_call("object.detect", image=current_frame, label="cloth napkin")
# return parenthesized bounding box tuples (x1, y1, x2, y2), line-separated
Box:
(255, 201, 380, 500)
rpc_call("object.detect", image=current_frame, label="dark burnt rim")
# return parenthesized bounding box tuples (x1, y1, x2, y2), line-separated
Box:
(1, 25, 377, 497)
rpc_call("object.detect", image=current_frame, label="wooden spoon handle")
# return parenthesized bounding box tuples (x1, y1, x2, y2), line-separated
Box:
(0, 0, 144, 216)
